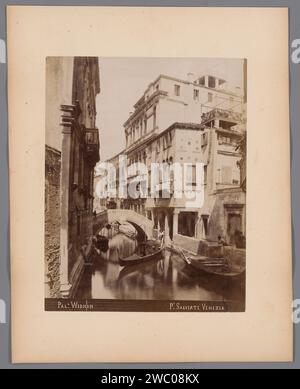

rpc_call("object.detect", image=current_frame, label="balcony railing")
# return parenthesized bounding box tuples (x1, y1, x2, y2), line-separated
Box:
(201, 108, 243, 125)
(84, 127, 100, 165)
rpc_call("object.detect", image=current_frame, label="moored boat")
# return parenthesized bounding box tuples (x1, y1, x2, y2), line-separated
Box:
(189, 259, 245, 279)
(118, 256, 162, 281)
(179, 249, 245, 280)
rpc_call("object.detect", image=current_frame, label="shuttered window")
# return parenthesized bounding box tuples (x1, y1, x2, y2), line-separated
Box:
(221, 166, 232, 184)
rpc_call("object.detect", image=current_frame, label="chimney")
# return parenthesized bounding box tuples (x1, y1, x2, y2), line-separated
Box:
(187, 72, 194, 83)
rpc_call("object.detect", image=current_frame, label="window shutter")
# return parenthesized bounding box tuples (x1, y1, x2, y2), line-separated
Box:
(221, 166, 232, 184)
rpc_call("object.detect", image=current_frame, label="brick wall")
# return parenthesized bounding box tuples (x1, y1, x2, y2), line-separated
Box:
(45, 146, 61, 298)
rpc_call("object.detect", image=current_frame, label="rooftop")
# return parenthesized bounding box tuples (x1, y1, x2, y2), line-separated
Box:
(125, 73, 242, 127)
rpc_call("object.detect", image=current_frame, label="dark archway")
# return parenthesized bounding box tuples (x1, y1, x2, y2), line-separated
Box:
(95, 219, 148, 242)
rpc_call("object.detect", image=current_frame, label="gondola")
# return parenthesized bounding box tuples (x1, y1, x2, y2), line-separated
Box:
(118, 256, 162, 281)
(179, 249, 245, 280)
(119, 239, 164, 266)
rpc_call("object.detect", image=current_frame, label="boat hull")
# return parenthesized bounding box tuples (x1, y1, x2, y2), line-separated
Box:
(171, 245, 245, 281)
(188, 258, 245, 280)
(119, 247, 164, 266)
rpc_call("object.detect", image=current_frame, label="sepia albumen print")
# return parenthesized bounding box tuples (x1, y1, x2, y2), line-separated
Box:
(45, 57, 247, 312)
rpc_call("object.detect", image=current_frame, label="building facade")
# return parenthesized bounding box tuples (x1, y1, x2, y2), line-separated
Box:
(45, 57, 100, 298)
(124, 73, 243, 152)
(97, 72, 246, 253)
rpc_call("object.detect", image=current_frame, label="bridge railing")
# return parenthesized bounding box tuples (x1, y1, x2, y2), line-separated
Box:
(93, 209, 154, 237)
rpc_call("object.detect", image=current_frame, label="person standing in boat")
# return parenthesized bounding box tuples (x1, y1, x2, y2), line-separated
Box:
(158, 230, 165, 246)
(93, 233, 110, 260)
(92, 236, 100, 255)
(218, 235, 227, 246)
(218, 235, 227, 256)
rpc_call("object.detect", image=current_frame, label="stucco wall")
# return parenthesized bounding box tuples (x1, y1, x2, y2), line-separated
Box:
(207, 189, 246, 242)
(216, 152, 241, 186)
(45, 57, 74, 151)
(125, 74, 243, 149)
(173, 128, 203, 164)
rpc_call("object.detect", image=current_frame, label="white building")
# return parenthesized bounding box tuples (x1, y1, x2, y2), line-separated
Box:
(124, 73, 243, 151)
(97, 71, 246, 253)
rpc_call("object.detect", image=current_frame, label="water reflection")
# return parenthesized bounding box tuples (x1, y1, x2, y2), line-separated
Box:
(76, 233, 244, 304)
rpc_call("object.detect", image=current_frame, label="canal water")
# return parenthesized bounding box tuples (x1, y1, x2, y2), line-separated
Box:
(76, 233, 245, 305)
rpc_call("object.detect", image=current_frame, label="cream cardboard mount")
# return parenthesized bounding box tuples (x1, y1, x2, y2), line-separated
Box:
(7, 6, 292, 363)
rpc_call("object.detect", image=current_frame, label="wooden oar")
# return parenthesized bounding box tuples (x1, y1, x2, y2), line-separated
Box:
(178, 248, 191, 265)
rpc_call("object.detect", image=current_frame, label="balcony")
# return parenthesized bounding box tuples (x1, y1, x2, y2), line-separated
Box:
(84, 127, 100, 165)
(201, 108, 243, 127)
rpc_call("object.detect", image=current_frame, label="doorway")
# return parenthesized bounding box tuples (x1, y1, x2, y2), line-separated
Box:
(227, 213, 242, 245)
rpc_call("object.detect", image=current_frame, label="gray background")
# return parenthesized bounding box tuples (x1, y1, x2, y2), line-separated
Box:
(0, 0, 298, 369)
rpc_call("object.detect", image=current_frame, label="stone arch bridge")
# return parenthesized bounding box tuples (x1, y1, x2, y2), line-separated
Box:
(93, 209, 155, 239)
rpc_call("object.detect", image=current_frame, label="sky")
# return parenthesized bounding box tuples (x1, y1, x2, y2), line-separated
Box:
(96, 58, 244, 161)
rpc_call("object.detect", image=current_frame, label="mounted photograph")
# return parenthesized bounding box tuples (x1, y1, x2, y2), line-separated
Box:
(45, 57, 247, 312)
